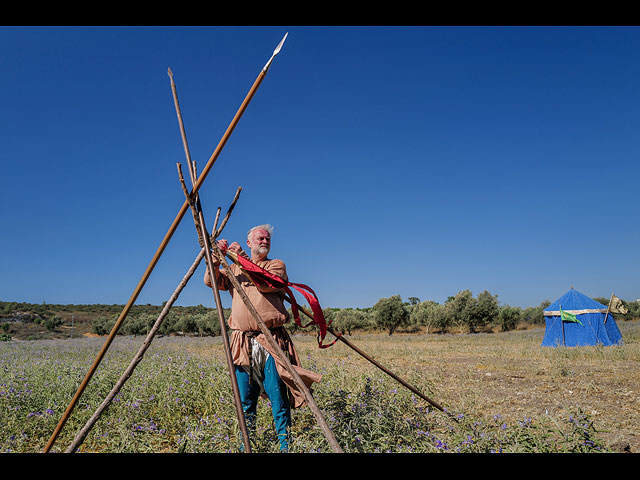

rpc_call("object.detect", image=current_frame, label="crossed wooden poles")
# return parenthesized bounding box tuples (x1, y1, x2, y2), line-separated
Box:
(43, 33, 290, 454)
(44, 34, 453, 454)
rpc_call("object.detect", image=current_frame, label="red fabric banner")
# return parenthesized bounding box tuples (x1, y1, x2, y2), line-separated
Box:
(223, 249, 338, 348)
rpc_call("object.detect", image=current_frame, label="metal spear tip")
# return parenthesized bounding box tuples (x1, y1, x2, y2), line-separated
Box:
(262, 32, 289, 73)
(273, 32, 288, 56)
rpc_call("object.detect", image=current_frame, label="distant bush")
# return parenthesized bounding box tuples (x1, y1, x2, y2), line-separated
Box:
(499, 305, 522, 332)
(43, 316, 63, 331)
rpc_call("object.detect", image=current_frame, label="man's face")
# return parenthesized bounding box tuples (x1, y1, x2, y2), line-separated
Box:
(248, 229, 271, 259)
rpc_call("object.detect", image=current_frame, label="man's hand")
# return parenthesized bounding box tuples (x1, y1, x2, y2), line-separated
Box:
(228, 241, 244, 255)
(216, 239, 247, 258)
(217, 239, 229, 253)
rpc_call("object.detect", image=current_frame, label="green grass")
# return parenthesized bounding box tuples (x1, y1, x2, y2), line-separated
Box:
(2, 327, 631, 453)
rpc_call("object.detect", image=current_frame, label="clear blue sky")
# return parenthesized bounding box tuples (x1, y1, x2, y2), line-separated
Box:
(1, 26, 639, 310)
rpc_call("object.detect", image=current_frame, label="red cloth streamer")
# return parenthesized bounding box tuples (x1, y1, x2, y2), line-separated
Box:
(223, 249, 338, 348)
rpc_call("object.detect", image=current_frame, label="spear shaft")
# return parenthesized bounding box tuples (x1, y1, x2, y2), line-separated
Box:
(43, 34, 288, 453)
(279, 297, 456, 419)
(221, 253, 453, 418)
(171, 59, 251, 450)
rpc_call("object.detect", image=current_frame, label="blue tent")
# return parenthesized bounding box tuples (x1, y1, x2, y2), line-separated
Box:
(541, 288, 623, 347)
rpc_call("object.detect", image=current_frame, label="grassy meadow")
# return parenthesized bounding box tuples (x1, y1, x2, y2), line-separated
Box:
(1, 320, 639, 453)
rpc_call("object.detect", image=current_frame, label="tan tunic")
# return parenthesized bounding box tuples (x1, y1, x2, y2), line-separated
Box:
(213, 257, 322, 408)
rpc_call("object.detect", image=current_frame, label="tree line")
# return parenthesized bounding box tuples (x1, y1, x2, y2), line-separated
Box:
(325, 291, 552, 336)
(91, 309, 229, 337)
(0, 301, 213, 317)
(328, 291, 640, 336)
(1, 291, 639, 339)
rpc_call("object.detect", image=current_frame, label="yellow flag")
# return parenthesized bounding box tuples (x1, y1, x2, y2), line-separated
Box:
(609, 295, 629, 314)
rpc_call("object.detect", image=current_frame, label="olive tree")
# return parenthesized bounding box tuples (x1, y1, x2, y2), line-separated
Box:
(372, 295, 409, 336)
(410, 300, 448, 333)
(498, 305, 522, 332)
(521, 300, 551, 325)
(333, 308, 370, 335)
(473, 290, 499, 332)
(445, 289, 498, 333)
(444, 290, 475, 331)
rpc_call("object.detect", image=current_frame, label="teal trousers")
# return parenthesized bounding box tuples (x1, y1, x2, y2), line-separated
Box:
(235, 354, 291, 451)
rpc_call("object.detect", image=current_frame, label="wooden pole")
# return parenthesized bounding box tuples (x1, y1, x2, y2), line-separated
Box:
(561, 304, 566, 346)
(197, 206, 252, 452)
(43, 35, 287, 453)
(328, 327, 450, 413)
(222, 250, 459, 425)
(64, 188, 242, 452)
(170, 60, 252, 450)
(67, 244, 206, 452)
(604, 293, 614, 325)
(278, 296, 455, 419)
(178, 166, 252, 451)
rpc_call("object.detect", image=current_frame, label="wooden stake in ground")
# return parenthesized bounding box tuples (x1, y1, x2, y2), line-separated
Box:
(65, 188, 242, 453)
(43, 33, 288, 453)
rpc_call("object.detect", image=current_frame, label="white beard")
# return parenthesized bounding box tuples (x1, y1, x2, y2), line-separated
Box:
(253, 246, 269, 258)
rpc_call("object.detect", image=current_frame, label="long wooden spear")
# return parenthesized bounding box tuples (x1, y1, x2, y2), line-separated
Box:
(64, 188, 241, 453)
(221, 253, 458, 422)
(281, 300, 450, 414)
(43, 33, 289, 453)
(326, 326, 455, 417)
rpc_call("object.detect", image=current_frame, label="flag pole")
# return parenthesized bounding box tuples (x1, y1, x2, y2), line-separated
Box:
(43, 33, 288, 453)
(604, 293, 614, 325)
(560, 304, 566, 346)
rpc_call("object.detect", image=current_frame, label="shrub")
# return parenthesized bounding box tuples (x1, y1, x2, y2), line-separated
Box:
(499, 305, 522, 332)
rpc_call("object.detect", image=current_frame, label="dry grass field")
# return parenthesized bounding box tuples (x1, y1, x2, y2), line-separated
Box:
(299, 320, 639, 452)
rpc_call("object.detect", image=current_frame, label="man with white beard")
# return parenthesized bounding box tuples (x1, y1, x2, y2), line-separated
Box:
(204, 224, 321, 452)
